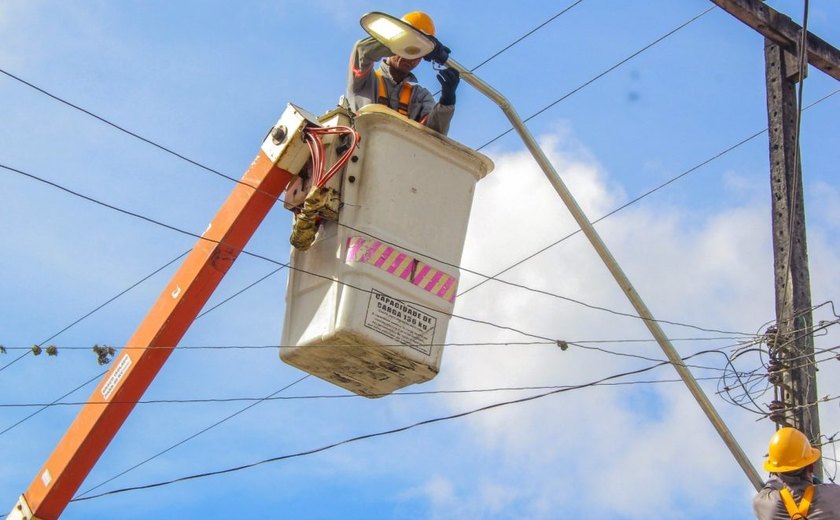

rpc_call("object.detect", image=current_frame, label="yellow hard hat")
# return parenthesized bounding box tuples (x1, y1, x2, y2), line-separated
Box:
(763, 427, 821, 473)
(401, 11, 435, 36)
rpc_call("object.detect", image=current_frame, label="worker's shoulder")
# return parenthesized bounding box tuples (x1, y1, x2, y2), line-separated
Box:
(751, 487, 779, 520)
(817, 482, 840, 496)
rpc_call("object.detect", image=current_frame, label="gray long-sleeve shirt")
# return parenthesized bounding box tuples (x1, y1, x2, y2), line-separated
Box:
(753, 474, 840, 519)
(346, 37, 454, 135)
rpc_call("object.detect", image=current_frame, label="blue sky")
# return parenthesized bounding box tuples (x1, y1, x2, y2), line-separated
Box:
(1, 1, 839, 519)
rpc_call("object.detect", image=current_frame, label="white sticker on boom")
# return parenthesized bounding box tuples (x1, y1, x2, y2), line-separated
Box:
(41, 469, 52, 487)
(171, 285, 182, 299)
(101, 354, 132, 400)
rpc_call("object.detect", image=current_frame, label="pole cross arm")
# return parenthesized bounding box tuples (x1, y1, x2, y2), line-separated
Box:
(710, 0, 840, 82)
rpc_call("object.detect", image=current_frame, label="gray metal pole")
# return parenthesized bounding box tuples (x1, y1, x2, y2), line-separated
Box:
(447, 58, 765, 491)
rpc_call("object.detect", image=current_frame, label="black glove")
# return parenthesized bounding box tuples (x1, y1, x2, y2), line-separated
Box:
(437, 67, 460, 106)
(424, 36, 451, 65)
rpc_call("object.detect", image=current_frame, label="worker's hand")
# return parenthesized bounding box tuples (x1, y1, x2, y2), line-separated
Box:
(437, 67, 460, 106)
(424, 36, 451, 65)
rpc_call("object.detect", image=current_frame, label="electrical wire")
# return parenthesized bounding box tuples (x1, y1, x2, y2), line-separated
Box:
(10, 159, 798, 388)
(459, 129, 767, 299)
(0, 5, 732, 339)
(3, 7, 837, 503)
(456, 86, 840, 302)
(304, 126, 360, 187)
(70, 347, 727, 502)
(474, 6, 716, 152)
(0, 251, 190, 436)
(1, 154, 752, 342)
(337, 222, 752, 336)
(4, 33, 836, 352)
(469, 1, 586, 73)
(0, 69, 254, 190)
(0, 160, 592, 345)
(75, 374, 310, 499)
(0, 370, 106, 436)
(0, 0, 586, 215)
(430, 0, 588, 98)
(0, 340, 556, 352)
(0, 374, 723, 408)
(0, 261, 285, 438)
(3, 12, 837, 352)
(4, 159, 838, 440)
(0, 336, 756, 352)
(0, 250, 188, 373)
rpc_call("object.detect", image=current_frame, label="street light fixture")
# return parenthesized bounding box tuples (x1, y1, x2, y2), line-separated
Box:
(359, 12, 435, 60)
(362, 11, 765, 491)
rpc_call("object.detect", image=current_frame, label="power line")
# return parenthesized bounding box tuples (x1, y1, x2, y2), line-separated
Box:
(4, 11, 836, 500)
(71, 347, 726, 502)
(0, 336, 756, 352)
(0, 256, 283, 438)
(4, 10, 836, 357)
(0, 374, 723, 409)
(475, 6, 716, 151)
(196, 266, 285, 319)
(0, 1, 589, 215)
(0, 69, 248, 189)
(9, 36, 833, 349)
(0, 161, 585, 345)
(757, 393, 840, 421)
(457, 87, 840, 301)
(4, 8, 834, 508)
(0, 340, 556, 352)
(0, 6, 735, 341)
(458, 128, 765, 298)
(338, 222, 753, 337)
(75, 374, 310, 499)
(3, 153, 756, 339)
(469, 1, 586, 73)
(0, 250, 188, 374)
(0, 370, 106, 437)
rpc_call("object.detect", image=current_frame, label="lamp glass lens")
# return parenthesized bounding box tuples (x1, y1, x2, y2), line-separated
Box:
(367, 17, 405, 40)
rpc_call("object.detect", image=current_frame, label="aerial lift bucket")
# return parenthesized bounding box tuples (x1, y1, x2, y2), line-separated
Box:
(281, 104, 494, 397)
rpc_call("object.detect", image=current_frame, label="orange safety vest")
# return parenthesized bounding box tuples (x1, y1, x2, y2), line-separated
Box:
(780, 485, 815, 520)
(374, 69, 414, 118)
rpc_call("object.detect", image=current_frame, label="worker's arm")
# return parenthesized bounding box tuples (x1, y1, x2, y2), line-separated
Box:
(347, 37, 393, 110)
(415, 67, 458, 135)
(414, 88, 454, 136)
(751, 479, 781, 520)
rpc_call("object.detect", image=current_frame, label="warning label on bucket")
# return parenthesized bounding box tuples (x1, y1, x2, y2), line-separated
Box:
(365, 290, 437, 355)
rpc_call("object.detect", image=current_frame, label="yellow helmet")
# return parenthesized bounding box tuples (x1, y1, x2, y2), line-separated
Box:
(401, 11, 435, 36)
(763, 427, 821, 473)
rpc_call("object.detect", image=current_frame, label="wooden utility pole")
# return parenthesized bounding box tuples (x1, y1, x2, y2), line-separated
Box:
(711, 0, 840, 477)
(764, 39, 821, 477)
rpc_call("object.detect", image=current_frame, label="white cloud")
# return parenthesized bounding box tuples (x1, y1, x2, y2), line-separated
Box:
(410, 129, 840, 519)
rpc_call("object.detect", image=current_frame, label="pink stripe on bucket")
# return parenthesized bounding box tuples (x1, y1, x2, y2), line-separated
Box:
(374, 246, 393, 268)
(437, 277, 456, 299)
(424, 271, 444, 291)
(399, 260, 415, 280)
(346, 237, 366, 262)
(412, 265, 431, 285)
(344, 237, 457, 304)
(387, 253, 406, 273)
(360, 241, 382, 263)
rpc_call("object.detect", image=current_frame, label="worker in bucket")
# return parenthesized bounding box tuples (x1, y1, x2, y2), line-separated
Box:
(753, 427, 840, 519)
(347, 11, 459, 135)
